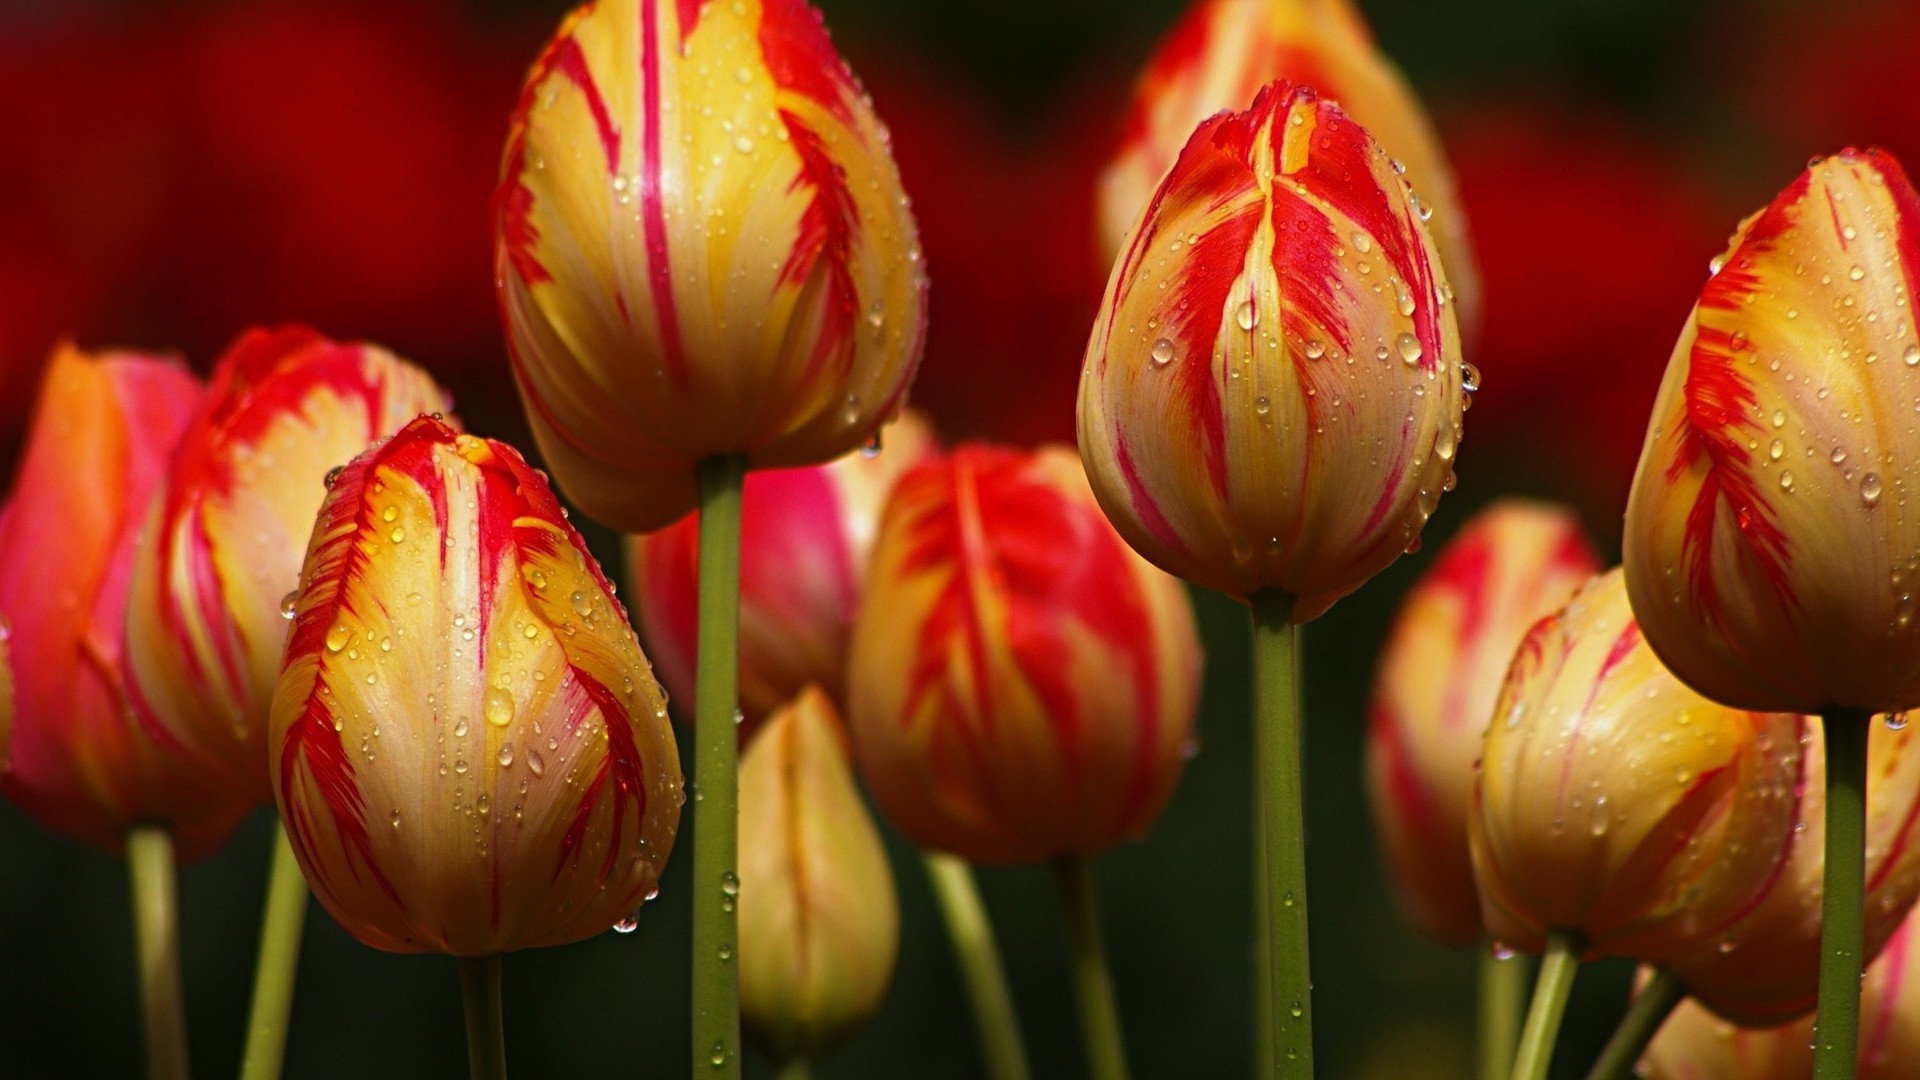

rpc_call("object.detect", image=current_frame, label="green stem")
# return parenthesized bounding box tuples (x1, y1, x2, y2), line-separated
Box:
(774, 1060, 812, 1080)
(240, 822, 310, 1080)
(126, 824, 189, 1080)
(1581, 967, 1685, 1080)
(924, 852, 1032, 1080)
(692, 454, 746, 1079)
(458, 956, 508, 1080)
(1477, 946, 1529, 1080)
(1510, 930, 1582, 1080)
(1252, 733, 1274, 1080)
(1250, 589, 1311, 1077)
(1054, 859, 1130, 1080)
(1814, 708, 1873, 1079)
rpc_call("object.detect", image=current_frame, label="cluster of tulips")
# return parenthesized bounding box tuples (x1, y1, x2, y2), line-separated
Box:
(6, 0, 1920, 1077)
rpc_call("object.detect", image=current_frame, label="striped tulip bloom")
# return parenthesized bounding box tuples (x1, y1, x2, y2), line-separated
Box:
(0, 345, 252, 858)
(1468, 569, 1805, 963)
(1365, 500, 1599, 943)
(1079, 80, 1467, 616)
(739, 686, 898, 1064)
(1664, 717, 1920, 1025)
(627, 411, 935, 733)
(494, 0, 929, 534)
(124, 326, 450, 805)
(1625, 149, 1920, 714)
(847, 444, 1202, 865)
(1098, 0, 1479, 339)
(269, 417, 682, 954)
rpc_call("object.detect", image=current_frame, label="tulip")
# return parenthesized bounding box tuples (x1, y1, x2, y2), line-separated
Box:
(738, 686, 898, 1066)
(493, 0, 928, 535)
(1366, 499, 1600, 945)
(1099, 0, 1479, 340)
(627, 412, 936, 731)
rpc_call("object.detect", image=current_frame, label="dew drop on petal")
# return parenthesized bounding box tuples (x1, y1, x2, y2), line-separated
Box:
(1862, 472, 1885, 507)
(1396, 332, 1423, 365)
(485, 688, 516, 727)
(1150, 338, 1176, 367)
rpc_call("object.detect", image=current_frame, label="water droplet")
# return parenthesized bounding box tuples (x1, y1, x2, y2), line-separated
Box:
(1779, 470, 1795, 491)
(732, 134, 754, 154)
(1288, 1001, 1303, 1019)
(1395, 332, 1423, 365)
(866, 300, 885, 330)
(613, 914, 640, 934)
(1461, 362, 1481, 394)
(1150, 338, 1176, 367)
(1491, 942, 1516, 961)
(571, 591, 592, 618)
(325, 625, 352, 653)
(1887, 713, 1909, 731)
(390, 810, 401, 829)
(1863, 472, 1885, 507)
(1303, 340, 1325, 360)
(1851, 265, 1867, 281)
(389, 527, 405, 544)
(1351, 231, 1373, 254)
(717, 944, 733, 961)
(860, 430, 882, 458)
(498, 743, 515, 767)
(280, 591, 300, 620)
(1833, 447, 1849, 465)
(323, 465, 344, 489)
(1906, 344, 1920, 367)
(453, 718, 471, 738)
(1771, 409, 1787, 428)
(720, 870, 740, 898)
(485, 688, 516, 727)
(1770, 438, 1785, 461)
(382, 505, 398, 523)
(526, 749, 547, 778)
(1236, 301, 1257, 330)
(710, 1042, 728, 1068)
(1254, 396, 1271, 417)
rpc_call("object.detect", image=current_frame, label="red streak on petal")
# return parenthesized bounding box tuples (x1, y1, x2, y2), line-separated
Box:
(1267, 178, 1353, 357)
(1369, 700, 1439, 837)
(675, 0, 707, 43)
(777, 111, 860, 389)
(1426, 527, 1495, 730)
(1166, 194, 1259, 501)
(1865, 918, 1913, 1066)
(1554, 619, 1641, 824)
(757, 0, 856, 127)
(637, 0, 687, 387)
(552, 667, 650, 884)
(1115, 437, 1189, 560)
(550, 38, 620, 174)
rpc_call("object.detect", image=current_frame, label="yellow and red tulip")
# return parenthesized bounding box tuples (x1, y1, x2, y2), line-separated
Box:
(269, 416, 682, 954)
(739, 686, 898, 1064)
(1366, 499, 1599, 943)
(1099, 0, 1479, 338)
(1078, 80, 1466, 615)
(1468, 569, 1804, 963)
(1624, 148, 1920, 714)
(493, 0, 928, 533)
(0, 344, 252, 858)
(123, 326, 450, 806)
(847, 444, 1202, 865)
(627, 412, 936, 732)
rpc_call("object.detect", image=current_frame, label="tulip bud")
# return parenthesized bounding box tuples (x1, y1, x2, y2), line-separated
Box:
(0, 345, 253, 857)
(1079, 80, 1466, 615)
(1366, 500, 1600, 943)
(124, 326, 450, 805)
(1625, 148, 1920, 714)
(847, 444, 1201, 864)
(1099, 0, 1479, 338)
(739, 686, 898, 1063)
(494, 0, 929, 533)
(269, 417, 682, 954)
(627, 412, 936, 732)
(1468, 569, 1805, 962)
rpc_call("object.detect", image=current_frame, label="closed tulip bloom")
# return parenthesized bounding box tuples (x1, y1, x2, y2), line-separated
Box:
(1366, 500, 1599, 943)
(0, 345, 252, 857)
(494, 0, 928, 533)
(1099, 0, 1479, 338)
(627, 412, 935, 731)
(125, 326, 450, 805)
(1079, 81, 1466, 615)
(739, 686, 898, 1064)
(1625, 149, 1920, 714)
(1468, 569, 1804, 962)
(848, 444, 1201, 865)
(270, 417, 681, 954)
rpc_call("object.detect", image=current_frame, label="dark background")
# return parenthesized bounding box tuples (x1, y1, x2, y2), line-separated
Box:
(2, 0, 1914, 1075)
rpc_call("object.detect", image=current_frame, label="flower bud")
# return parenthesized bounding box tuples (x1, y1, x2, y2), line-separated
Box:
(1468, 569, 1804, 962)
(494, 0, 928, 533)
(627, 412, 936, 732)
(848, 444, 1201, 864)
(269, 417, 682, 954)
(739, 686, 898, 1064)
(1099, 0, 1479, 338)
(1079, 80, 1465, 614)
(1624, 148, 1920, 714)
(1366, 500, 1599, 943)
(0, 345, 253, 857)
(125, 326, 450, 805)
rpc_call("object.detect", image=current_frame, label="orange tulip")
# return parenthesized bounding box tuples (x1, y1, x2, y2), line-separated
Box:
(0, 344, 252, 857)
(1366, 500, 1599, 943)
(124, 326, 449, 805)
(847, 444, 1202, 865)
(494, 0, 928, 533)
(1468, 569, 1804, 962)
(627, 412, 935, 732)
(1625, 148, 1920, 714)
(1079, 80, 1466, 614)
(270, 416, 682, 954)
(1099, 0, 1479, 339)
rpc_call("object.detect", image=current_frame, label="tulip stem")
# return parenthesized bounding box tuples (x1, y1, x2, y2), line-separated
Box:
(126, 824, 189, 1080)
(1510, 929, 1581, 1080)
(1477, 946, 1529, 1080)
(240, 821, 310, 1080)
(924, 852, 1032, 1080)
(1055, 858, 1130, 1080)
(1813, 708, 1873, 1079)
(1581, 967, 1685, 1080)
(1250, 588, 1312, 1078)
(458, 956, 508, 1080)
